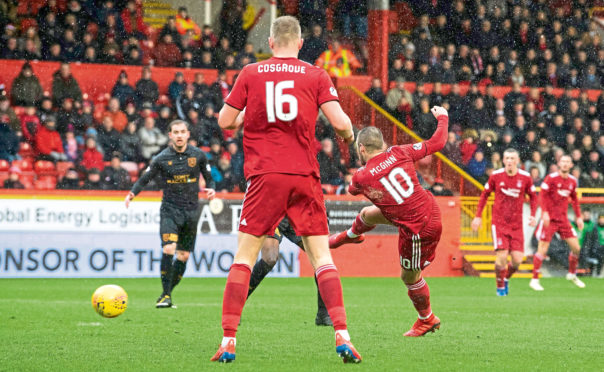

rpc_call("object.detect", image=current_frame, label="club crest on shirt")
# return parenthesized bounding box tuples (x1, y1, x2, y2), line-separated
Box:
(330, 87, 338, 97)
(188, 157, 196, 167)
(517, 181, 522, 187)
(413, 143, 422, 150)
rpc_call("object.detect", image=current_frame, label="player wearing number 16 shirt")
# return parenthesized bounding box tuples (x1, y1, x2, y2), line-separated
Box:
(330, 106, 449, 337)
(211, 16, 361, 364)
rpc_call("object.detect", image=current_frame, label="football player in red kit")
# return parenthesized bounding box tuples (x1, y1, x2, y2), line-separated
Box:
(211, 16, 361, 363)
(471, 148, 537, 296)
(330, 106, 448, 337)
(531, 155, 585, 291)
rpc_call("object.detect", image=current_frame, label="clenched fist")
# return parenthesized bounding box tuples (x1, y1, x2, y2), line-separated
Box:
(431, 106, 448, 118)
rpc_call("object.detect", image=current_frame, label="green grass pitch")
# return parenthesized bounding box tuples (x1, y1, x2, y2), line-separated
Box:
(1, 277, 603, 371)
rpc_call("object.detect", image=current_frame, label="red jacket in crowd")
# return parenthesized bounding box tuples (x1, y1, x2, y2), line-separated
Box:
(121, 6, 146, 35)
(81, 148, 105, 170)
(20, 113, 41, 143)
(153, 42, 182, 67)
(35, 125, 64, 155)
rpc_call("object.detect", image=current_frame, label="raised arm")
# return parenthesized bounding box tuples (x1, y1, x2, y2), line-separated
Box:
(320, 101, 355, 144)
(406, 106, 449, 162)
(218, 104, 244, 130)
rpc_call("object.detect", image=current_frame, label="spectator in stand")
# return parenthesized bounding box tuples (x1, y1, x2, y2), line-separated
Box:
(429, 178, 453, 196)
(153, 34, 182, 67)
(299, 24, 328, 64)
(3, 166, 25, 189)
(337, 0, 368, 39)
(441, 132, 462, 165)
(460, 130, 478, 165)
(121, 0, 146, 39)
(120, 121, 141, 162)
(57, 167, 81, 189)
(412, 98, 435, 139)
(0, 96, 20, 135)
(124, 46, 142, 65)
(80, 136, 105, 171)
(56, 98, 83, 135)
(364, 78, 385, 108)
(317, 138, 346, 185)
(63, 131, 79, 162)
(83, 168, 103, 190)
(1, 37, 20, 59)
(135, 66, 159, 108)
(175, 6, 201, 41)
(0, 121, 18, 161)
(226, 140, 244, 190)
(209, 70, 230, 110)
(101, 151, 131, 190)
(213, 37, 234, 70)
(159, 16, 181, 47)
(193, 72, 210, 101)
(111, 71, 136, 109)
(581, 167, 604, 189)
(168, 72, 187, 104)
(176, 85, 203, 121)
(466, 97, 491, 130)
(138, 116, 168, 160)
(218, 1, 247, 51)
(155, 106, 173, 133)
(467, 150, 488, 183)
(35, 116, 67, 162)
(52, 63, 82, 107)
(385, 77, 414, 113)
(524, 150, 546, 179)
(97, 116, 122, 160)
(11, 62, 43, 107)
(20, 105, 41, 144)
(315, 40, 361, 77)
(200, 105, 223, 147)
(103, 98, 128, 133)
(236, 42, 257, 67)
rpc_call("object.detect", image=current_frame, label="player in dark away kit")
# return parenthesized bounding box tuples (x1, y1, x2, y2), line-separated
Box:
(125, 120, 216, 308)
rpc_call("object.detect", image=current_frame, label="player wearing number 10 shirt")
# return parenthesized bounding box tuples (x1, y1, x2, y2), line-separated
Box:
(211, 16, 361, 364)
(330, 106, 449, 337)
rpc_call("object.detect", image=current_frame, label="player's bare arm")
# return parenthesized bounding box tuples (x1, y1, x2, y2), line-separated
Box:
(218, 104, 243, 130)
(320, 101, 355, 144)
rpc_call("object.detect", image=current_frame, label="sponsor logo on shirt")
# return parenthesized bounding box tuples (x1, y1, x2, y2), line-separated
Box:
(329, 87, 338, 97)
(413, 143, 422, 150)
(501, 188, 521, 198)
(557, 189, 571, 197)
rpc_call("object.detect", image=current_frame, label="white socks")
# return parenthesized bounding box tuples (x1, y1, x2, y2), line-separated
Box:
(335, 329, 350, 341)
(221, 337, 236, 347)
(347, 229, 359, 238)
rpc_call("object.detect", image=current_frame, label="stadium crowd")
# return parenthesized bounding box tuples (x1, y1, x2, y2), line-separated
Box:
(0, 0, 602, 193)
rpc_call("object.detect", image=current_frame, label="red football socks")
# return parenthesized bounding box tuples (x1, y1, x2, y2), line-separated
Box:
(568, 252, 579, 274)
(495, 265, 506, 288)
(351, 214, 376, 235)
(222, 263, 251, 337)
(506, 263, 517, 279)
(532, 253, 544, 279)
(406, 277, 432, 319)
(315, 264, 347, 331)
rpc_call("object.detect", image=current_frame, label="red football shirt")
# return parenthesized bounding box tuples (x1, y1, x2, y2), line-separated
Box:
(349, 115, 448, 234)
(540, 172, 581, 222)
(475, 168, 537, 231)
(224, 57, 339, 179)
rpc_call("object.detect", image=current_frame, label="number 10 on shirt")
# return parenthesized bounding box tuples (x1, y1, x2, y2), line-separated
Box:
(266, 80, 298, 122)
(379, 167, 414, 204)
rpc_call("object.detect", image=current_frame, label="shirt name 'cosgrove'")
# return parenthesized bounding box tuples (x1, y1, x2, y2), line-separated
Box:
(258, 63, 306, 74)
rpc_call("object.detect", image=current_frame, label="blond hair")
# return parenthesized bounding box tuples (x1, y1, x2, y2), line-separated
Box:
(357, 127, 384, 153)
(270, 16, 301, 48)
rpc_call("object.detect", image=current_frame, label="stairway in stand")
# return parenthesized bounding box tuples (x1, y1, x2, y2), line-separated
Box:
(143, 0, 176, 29)
(461, 240, 534, 278)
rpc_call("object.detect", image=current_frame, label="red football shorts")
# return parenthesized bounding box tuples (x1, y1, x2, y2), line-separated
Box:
(238, 173, 329, 237)
(397, 203, 442, 271)
(491, 225, 524, 252)
(535, 219, 577, 242)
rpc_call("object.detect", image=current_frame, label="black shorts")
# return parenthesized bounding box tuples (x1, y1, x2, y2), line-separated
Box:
(269, 217, 303, 247)
(159, 202, 202, 252)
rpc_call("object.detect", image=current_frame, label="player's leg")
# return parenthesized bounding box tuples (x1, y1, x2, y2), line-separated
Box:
(564, 236, 586, 288)
(508, 251, 524, 279)
(329, 206, 388, 248)
(290, 175, 360, 363)
(530, 220, 553, 291)
(213, 174, 288, 363)
(157, 205, 180, 308)
(247, 236, 279, 298)
(504, 232, 525, 295)
(494, 249, 509, 296)
(169, 207, 201, 297)
(401, 268, 440, 336)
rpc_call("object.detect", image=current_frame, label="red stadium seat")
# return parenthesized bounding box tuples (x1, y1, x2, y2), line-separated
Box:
(20, 174, 34, 189)
(19, 142, 35, 158)
(56, 161, 74, 180)
(12, 159, 33, 171)
(0, 159, 9, 172)
(34, 160, 56, 176)
(34, 176, 58, 190)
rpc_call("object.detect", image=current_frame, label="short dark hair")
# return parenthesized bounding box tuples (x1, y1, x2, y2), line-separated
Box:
(168, 120, 189, 133)
(357, 127, 384, 153)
